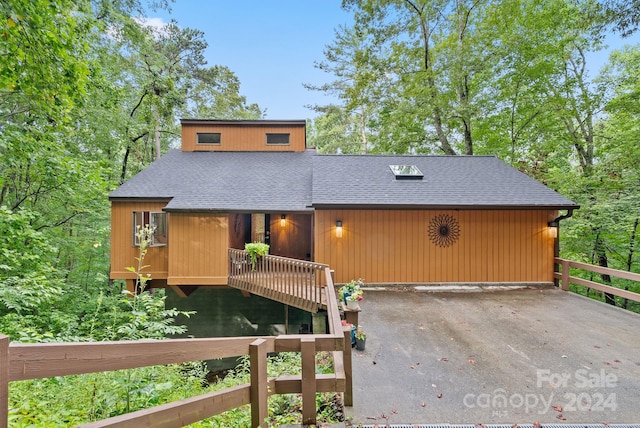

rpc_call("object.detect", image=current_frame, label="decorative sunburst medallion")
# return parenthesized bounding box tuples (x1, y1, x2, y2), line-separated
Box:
(428, 214, 461, 247)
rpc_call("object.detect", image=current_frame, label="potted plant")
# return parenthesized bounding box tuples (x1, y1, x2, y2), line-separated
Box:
(338, 278, 364, 309)
(244, 242, 269, 270)
(354, 326, 366, 351)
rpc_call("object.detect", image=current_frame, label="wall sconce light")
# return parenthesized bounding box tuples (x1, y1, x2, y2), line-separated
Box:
(336, 220, 343, 238)
(548, 220, 558, 239)
(281, 214, 286, 227)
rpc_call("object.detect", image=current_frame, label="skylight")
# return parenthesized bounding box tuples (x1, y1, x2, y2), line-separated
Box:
(389, 165, 424, 180)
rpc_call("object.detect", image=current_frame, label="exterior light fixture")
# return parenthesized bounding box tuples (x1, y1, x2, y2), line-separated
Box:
(548, 220, 559, 239)
(336, 220, 343, 238)
(281, 214, 286, 227)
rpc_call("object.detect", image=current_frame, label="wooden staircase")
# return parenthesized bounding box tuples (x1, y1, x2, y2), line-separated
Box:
(227, 249, 329, 313)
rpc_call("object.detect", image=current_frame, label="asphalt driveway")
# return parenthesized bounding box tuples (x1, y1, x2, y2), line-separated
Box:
(345, 287, 640, 424)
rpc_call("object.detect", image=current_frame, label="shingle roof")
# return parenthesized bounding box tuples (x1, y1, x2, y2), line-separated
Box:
(109, 151, 578, 211)
(109, 150, 314, 212)
(311, 154, 577, 209)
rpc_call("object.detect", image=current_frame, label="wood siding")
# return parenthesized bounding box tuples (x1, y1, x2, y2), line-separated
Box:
(314, 209, 557, 285)
(269, 214, 313, 261)
(182, 123, 306, 152)
(110, 201, 169, 280)
(167, 213, 229, 285)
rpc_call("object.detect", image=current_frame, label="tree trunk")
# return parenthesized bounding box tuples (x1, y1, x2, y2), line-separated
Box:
(623, 217, 639, 309)
(594, 232, 615, 306)
(154, 109, 161, 160)
(120, 146, 131, 185)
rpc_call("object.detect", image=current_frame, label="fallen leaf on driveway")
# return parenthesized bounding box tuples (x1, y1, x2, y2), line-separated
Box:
(468, 358, 475, 364)
(410, 365, 415, 369)
(421, 402, 426, 407)
(552, 405, 563, 412)
(438, 357, 449, 362)
(556, 414, 567, 420)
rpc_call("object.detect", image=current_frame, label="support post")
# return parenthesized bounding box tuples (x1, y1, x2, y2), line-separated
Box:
(0, 335, 9, 428)
(250, 338, 268, 428)
(343, 325, 353, 406)
(300, 337, 316, 425)
(561, 259, 570, 291)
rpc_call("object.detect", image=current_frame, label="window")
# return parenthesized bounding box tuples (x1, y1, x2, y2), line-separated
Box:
(266, 133, 290, 145)
(132, 211, 167, 246)
(197, 132, 221, 144)
(389, 164, 424, 180)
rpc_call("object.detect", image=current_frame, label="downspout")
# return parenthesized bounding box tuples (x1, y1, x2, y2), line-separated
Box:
(549, 209, 575, 287)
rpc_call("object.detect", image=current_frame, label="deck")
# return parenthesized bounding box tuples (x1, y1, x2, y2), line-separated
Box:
(228, 249, 329, 313)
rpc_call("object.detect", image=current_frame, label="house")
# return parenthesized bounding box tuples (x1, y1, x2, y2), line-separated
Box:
(109, 119, 579, 297)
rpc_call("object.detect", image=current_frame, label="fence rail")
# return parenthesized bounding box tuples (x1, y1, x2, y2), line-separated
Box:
(0, 266, 349, 428)
(228, 249, 328, 313)
(554, 257, 640, 304)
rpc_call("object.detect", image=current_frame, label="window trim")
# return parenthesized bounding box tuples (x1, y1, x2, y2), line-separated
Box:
(265, 133, 290, 145)
(196, 132, 222, 145)
(132, 211, 168, 247)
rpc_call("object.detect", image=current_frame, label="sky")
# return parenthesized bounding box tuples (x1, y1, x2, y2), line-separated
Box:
(155, 1, 639, 121)
(156, 1, 352, 120)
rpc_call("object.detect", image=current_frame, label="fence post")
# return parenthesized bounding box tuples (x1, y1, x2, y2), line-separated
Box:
(342, 325, 353, 407)
(0, 335, 9, 428)
(561, 259, 570, 291)
(300, 337, 316, 425)
(250, 338, 268, 428)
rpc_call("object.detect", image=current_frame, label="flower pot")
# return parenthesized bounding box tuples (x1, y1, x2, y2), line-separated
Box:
(355, 337, 366, 351)
(342, 292, 351, 304)
(346, 299, 360, 310)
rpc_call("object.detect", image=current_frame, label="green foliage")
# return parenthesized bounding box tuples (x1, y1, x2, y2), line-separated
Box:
(245, 242, 270, 270)
(0, 207, 63, 316)
(9, 362, 210, 426)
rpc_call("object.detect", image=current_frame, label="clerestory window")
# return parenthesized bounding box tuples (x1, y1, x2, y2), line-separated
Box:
(196, 132, 221, 145)
(266, 133, 290, 145)
(132, 211, 167, 247)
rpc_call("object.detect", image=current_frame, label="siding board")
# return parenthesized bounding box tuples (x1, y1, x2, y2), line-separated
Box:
(182, 124, 306, 152)
(314, 209, 556, 285)
(168, 213, 229, 285)
(110, 201, 169, 280)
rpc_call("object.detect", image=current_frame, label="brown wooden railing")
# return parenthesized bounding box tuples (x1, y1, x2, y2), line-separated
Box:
(0, 267, 350, 428)
(228, 249, 328, 313)
(555, 257, 640, 304)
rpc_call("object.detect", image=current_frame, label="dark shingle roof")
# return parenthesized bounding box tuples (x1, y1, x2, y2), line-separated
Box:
(110, 151, 578, 211)
(109, 150, 313, 212)
(311, 155, 577, 209)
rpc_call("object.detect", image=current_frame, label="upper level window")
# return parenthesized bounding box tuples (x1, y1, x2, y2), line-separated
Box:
(389, 165, 424, 180)
(197, 132, 221, 144)
(266, 133, 290, 145)
(132, 211, 167, 247)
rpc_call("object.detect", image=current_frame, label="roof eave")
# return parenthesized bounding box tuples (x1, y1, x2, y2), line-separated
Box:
(311, 203, 581, 210)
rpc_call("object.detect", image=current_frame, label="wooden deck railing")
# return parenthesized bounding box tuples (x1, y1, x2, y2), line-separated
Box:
(554, 257, 640, 304)
(228, 249, 328, 313)
(0, 267, 350, 428)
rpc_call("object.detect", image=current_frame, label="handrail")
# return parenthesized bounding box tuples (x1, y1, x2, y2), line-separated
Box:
(554, 257, 640, 304)
(0, 263, 348, 428)
(228, 249, 328, 313)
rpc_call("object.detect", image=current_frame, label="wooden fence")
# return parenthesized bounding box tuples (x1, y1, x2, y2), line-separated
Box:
(554, 257, 640, 304)
(0, 267, 350, 428)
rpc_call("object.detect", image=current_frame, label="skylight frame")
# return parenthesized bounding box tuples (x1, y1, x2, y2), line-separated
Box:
(389, 164, 424, 180)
